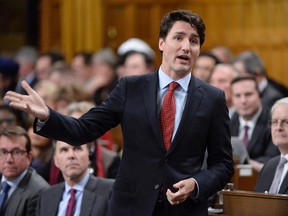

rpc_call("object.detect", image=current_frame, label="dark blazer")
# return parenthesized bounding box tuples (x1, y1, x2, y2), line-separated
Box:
(36, 175, 114, 216)
(35, 71, 234, 216)
(230, 109, 280, 163)
(254, 156, 288, 194)
(261, 82, 285, 111)
(1, 168, 50, 216)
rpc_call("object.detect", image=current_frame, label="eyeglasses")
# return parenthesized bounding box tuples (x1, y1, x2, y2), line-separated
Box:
(0, 149, 27, 159)
(270, 119, 288, 128)
(0, 118, 15, 124)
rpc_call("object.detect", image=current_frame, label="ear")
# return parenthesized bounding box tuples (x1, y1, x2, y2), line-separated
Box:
(54, 155, 60, 168)
(158, 38, 164, 53)
(27, 152, 33, 166)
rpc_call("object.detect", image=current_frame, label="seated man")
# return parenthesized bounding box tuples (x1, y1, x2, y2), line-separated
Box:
(254, 97, 288, 194)
(230, 76, 280, 171)
(0, 126, 50, 215)
(36, 140, 114, 216)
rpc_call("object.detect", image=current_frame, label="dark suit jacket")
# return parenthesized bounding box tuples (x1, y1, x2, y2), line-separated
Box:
(35, 71, 234, 216)
(230, 109, 280, 163)
(2, 168, 50, 216)
(36, 175, 114, 216)
(254, 156, 288, 194)
(261, 82, 285, 111)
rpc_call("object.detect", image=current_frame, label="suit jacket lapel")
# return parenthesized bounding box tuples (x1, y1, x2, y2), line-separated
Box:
(7, 169, 32, 212)
(45, 185, 64, 216)
(248, 110, 265, 151)
(168, 77, 203, 152)
(142, 71, 163, 147)
(80, 176, 97, 216)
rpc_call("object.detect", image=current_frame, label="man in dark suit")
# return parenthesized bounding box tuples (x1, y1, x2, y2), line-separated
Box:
(36, 140, 114, 216)
(230, 76, 280, 172)
(5, 10, 234, 216)
(232, 50, 285, 111)
(0, 126, 50, 216)
(254, 97, 288, 194)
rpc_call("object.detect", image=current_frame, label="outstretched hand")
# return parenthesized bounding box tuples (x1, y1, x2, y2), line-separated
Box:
(4, 80, 50, 121)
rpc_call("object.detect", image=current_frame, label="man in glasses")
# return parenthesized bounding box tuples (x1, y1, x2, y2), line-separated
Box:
(0, 126, 49, 215)
(254, 97, 288, 194)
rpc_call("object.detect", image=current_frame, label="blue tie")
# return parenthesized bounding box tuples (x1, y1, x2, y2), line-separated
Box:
(0, 182, 11, 213)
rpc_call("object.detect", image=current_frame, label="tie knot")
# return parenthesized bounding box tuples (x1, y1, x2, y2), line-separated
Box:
(244, 125, 249, 131)
(1, 182, 10, 193)
(70, 188, 76, 196)
(168, 82, 179, 92)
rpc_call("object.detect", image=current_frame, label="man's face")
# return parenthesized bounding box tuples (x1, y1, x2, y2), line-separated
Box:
(124, 53, 150, 76)
(210, 66, 235, 105)
(54, 141, 90, 183)
(159, 21, 200, 78)
(193, 56, 216, 82)
(0, 136, 32, 180)
(35, 56, 52, 81)
(231, 80, 261, 120)
(271, 104, 288, 152)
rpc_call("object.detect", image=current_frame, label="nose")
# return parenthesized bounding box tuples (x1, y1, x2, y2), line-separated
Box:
(67, 149, 76, 158)
(5, 152, 14, 162)
(181, 39, 190, 52)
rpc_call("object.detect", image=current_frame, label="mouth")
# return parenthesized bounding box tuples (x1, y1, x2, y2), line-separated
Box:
(177, 55, 190, 62)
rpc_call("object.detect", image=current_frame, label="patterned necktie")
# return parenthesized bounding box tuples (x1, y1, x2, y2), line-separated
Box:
(160, 82, 179, 151)
(0, 182, 11, 213)
(65, 189, 76, 216)
(269, 157, 287, 194)
(243, 125, 249, 148)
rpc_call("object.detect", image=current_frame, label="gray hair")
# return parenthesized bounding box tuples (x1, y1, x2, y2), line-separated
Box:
(271, 97, 288, 114)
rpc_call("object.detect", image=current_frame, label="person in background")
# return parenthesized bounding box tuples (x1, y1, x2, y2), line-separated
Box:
(254, 97, 288, 194)
(0, 105, 26, 129)
(209, 63, 240, 118)
(36, 140, 114, 216)
(230, 76, 280, 172)
(232, 50, 286, 110)
(14, 46, 38, 94)
(117, 50, 154, 78)
(192, 51, 220, 82)
(210, 46, 234, 63)
(71, 51, 93, 84)
(86, 48, 118, 105)
(5, 10, 233, 216)
(35, 51, 65, 81)
(0, 57, 19, 104)
(0, 126, 49, 216)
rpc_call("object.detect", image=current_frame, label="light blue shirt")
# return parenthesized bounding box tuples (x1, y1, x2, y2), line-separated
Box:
(57, 172, 90, 216)
(1, 169, 28, 201)
(158, 67, 190, 140)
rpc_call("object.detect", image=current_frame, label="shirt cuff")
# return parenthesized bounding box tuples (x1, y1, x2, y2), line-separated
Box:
(190, 178, 199, 199)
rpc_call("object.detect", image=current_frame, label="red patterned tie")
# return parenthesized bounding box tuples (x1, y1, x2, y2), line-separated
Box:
(65, 189, 76, 216)
(160, 82, 179, 151)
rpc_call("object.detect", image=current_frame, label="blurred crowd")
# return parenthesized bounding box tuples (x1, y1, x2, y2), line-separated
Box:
(1, 39, 288, 184)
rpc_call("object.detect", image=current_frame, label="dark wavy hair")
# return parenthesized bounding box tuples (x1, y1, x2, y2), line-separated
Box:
(159, 10, 206, 46)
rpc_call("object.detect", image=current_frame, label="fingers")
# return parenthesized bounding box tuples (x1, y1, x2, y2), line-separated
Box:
(166, 179, 196, 205)
(21, 80, 36, 95)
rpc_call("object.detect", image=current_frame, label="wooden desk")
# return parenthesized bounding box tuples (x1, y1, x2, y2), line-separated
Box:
(222, 190, 288, 216)
(230, 164, 258, 191)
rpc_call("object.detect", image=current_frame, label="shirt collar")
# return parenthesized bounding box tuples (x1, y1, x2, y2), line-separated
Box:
(158, 67, 191, 92)
(1, 168, 28, 188)
(64, 171, 90, 194)
(239, 106, 263, 128)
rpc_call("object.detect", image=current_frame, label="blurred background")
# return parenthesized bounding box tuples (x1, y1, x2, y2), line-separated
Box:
(0, 0, 287, 87)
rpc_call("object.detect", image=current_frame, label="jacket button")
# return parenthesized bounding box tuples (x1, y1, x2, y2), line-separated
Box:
(155, 184, 160, 190)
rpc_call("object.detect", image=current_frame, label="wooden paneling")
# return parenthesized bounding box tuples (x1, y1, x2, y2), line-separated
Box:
(39, 0, 288, 87)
